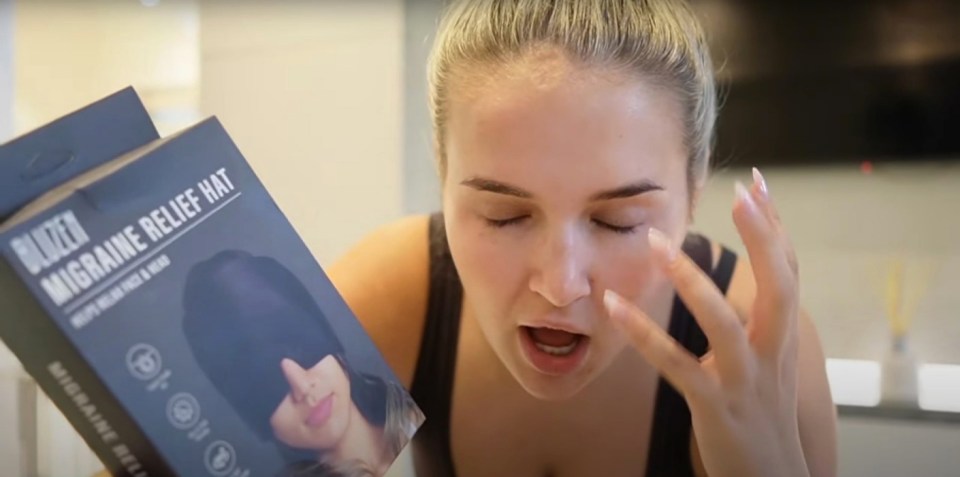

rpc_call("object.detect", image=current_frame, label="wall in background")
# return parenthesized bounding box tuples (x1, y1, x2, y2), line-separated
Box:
(403, 0, 443, 215)
(11, 0, 199, 137)
(0, 1, 24, 474)
(0, 0, 11, 140)
(199, 1, 406, 267)
(692, 163, 960, 365)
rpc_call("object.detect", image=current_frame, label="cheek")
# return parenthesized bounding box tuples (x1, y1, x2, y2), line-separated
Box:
(592, 233, 667, 304)
(270, 402, 298, 439)
(334, 366, 351, 400)
(597, 198, 689, 293)
(313, 356, 342, 381)
(313, 357, 352, 399)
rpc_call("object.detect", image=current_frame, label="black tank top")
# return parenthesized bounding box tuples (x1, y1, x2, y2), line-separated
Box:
(410, 213, 737, 477)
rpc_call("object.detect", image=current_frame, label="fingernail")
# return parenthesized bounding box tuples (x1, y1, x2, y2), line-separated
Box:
(603, 289, 626, 324)
(648, 227, 677, 262)
(734, 181, 756, 212)
(752, 167, 769, 199)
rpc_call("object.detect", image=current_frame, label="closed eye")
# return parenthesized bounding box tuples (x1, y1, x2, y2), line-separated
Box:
(592, 220, 641, 234)
(484, 215, 529, 228)
(485, 216, 640, 234)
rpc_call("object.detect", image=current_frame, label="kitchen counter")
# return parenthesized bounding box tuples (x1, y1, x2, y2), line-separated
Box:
(838, 404, 960, 424)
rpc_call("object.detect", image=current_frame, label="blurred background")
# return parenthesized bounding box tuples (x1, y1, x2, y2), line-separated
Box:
(0, 0, 957, 476)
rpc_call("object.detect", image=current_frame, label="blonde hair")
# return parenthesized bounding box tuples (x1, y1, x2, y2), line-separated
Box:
(427, 0, 717, 194)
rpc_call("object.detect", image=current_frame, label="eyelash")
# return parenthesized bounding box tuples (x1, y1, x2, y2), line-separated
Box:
(484, 216, 640, 235)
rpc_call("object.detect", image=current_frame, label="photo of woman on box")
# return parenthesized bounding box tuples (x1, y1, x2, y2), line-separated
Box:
(181, 250, 423, 477)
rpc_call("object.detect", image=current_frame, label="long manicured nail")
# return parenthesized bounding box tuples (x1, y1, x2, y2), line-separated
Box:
(752, 167, 769, 199)
(648, 227, 677, 262)
(603, 289, 627, 325)
(734, 180, 757, 213)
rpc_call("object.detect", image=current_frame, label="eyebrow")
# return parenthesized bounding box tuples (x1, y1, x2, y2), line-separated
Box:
(589, 180, 664, 201)
(460, 176, 664, 201)
(460, 177, 533, 198)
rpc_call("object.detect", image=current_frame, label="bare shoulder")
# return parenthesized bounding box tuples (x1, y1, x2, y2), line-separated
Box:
(326, 215, 432, 389)
(709, 238, 839, 477)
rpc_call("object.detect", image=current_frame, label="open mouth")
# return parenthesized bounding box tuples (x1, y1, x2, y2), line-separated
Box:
(519, 326, 589, 375)
(525, 326, 583, 356)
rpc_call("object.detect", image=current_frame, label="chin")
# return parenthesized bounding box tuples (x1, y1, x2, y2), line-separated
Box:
(514, 368, 596, 401)
(302, 419, 349, 452)
(300, 433, 340, 453)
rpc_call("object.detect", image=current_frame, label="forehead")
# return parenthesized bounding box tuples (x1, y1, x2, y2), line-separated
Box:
(444, 57, 688, 186)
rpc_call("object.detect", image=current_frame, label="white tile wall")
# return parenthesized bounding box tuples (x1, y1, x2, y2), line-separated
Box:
(691, 163, 960, 365)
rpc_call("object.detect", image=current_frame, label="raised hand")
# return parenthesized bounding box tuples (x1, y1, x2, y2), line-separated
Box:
(604, 169, 810, 477)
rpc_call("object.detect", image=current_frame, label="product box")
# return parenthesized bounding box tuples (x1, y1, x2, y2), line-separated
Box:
(0, 88, 424, 477)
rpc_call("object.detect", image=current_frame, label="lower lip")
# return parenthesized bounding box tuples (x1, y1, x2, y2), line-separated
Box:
(518, 327, 589, 376)
(305, 394, 334, 428)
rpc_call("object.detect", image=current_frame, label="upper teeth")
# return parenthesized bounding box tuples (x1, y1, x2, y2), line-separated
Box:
(534, 341, 578, 356)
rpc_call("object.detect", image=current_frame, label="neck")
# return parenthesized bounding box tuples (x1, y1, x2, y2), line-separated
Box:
(326, 401, 388, 474)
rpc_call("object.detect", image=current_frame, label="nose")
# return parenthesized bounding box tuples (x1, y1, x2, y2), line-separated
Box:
(280, 358, 312, 401)
(528, 224, 591, 308)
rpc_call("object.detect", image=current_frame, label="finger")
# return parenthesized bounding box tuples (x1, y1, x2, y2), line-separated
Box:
(604, 289, 718, 403)
(648, 228, 752, 386)
(748, 168, 802, 344)
(751, 167, 799, 276)
(732, 180, 798, 357)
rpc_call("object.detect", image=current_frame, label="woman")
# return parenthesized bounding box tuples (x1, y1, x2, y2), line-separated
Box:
(328, 1, 838, 476)
(181, 250, 423, 477)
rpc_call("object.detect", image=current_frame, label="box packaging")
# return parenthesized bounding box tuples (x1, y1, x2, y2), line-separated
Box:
(0, 88, 424, 477)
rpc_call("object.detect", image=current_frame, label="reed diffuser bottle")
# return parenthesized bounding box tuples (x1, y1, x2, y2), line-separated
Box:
(880, 260, 919, 408)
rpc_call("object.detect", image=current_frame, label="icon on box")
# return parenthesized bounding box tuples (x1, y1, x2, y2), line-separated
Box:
(167, 393, 201, 430)
(126, 343, 162, 381)
(204, 440, 237, 476)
